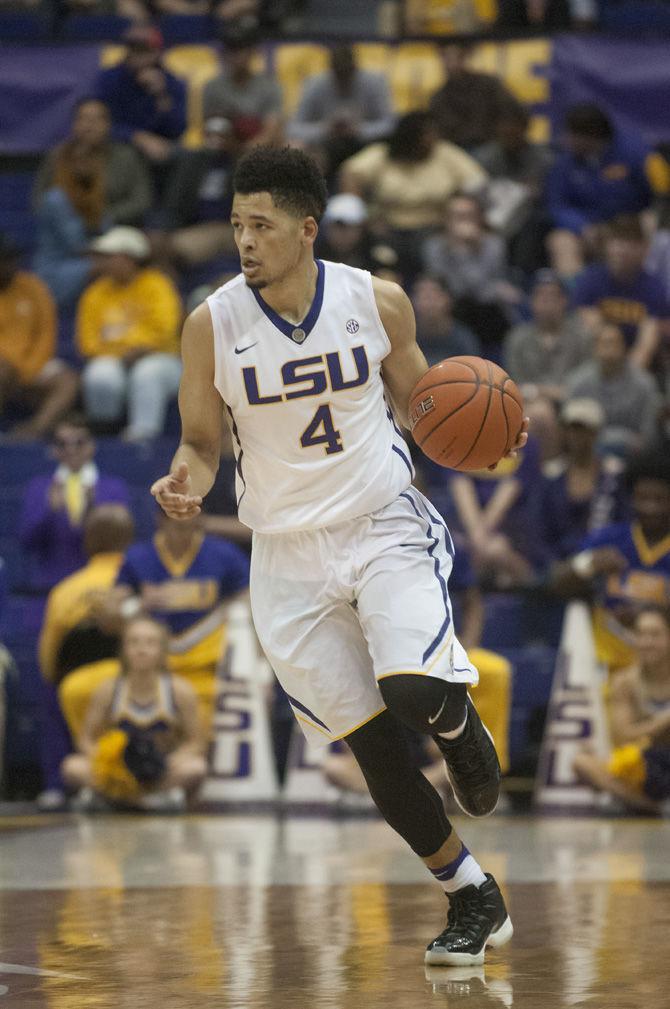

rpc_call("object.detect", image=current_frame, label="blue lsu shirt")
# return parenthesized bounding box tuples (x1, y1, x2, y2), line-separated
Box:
(580, 521, 670, 669)
(571, 264, 668, 347)
(117, 533, 250, 674)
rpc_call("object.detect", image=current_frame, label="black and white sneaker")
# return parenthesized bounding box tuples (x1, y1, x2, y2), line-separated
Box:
(433, 697, 501, 817)
(425, 873, 513, 966)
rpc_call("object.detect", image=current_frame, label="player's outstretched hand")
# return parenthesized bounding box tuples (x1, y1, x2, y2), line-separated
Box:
(488, 417, 530, 471)
(151, 462, 202, 520)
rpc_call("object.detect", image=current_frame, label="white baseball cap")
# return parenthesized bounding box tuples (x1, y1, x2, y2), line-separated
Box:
(323, 193, 368, 226)
(561, 397, 605, 430)
(89, 227, 150, 260)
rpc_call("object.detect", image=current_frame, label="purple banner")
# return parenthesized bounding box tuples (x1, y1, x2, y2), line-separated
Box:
(0, 45, 102, 154)
(549, 36, 670, 146)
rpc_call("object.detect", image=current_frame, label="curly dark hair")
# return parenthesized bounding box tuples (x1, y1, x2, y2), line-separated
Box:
(625, 450, 670, 493)
(233, 145, 328, 221)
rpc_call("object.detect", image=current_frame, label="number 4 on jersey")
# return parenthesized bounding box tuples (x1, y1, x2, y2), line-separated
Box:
(300, 404, 343, 455)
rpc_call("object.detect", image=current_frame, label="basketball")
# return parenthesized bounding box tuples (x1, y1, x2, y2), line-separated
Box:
(408, 356, 524, 471)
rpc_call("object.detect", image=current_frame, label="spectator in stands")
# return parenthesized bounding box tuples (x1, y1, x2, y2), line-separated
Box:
(115, 512, 250, 732)
(0, 234, 79, 439)
(76, 227, 182, 441)
(573, 605, 670, 814)
(421, 192, 521, 350)
(315, 193, 386, 274)
(37, 505, 135, 809)
(202, 27, 283, 149)
(536, 398, 626, 564)
(94, 25, 187, 170)
(565, 322, 661, 457)
(546, 105, 654, 280)
(428, 42, 517, 153)
(33, 141, 105, 310)
(35, 99, 153, 231)
(158, 116, 238, 267)
(412, 275, 481, 366)
(551, 451, 670, 672)
(19, 414, 130, 593)
(475, 99, 554, 275)
(288, 45, 394, 182)
(340, 111, 486, 283)
(571, 215, 667, 370)
(430, 439, 543, 588)
(61, 616, 207, 811)
(504, 269, 592, 404)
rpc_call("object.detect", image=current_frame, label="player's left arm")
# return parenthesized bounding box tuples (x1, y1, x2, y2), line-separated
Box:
(375, 276, 431, 429)
(374, 277, 529, 458)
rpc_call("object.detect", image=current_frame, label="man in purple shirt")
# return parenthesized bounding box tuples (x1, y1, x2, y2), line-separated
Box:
(19, 414, 129, 592)
(94, 25, 187, 171)
(571, 215, 668, 369)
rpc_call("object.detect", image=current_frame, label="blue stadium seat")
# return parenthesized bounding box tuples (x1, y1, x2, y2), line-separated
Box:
(600, 1, 670, 32)
(158, 14, 214, 44)
(59, 13, 130, 40)
(501, 645, 557, 766)
(0, 8, 52, 40)
(0, 170, 38, 255)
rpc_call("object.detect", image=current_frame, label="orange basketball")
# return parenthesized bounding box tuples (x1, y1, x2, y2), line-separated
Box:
(409, 356, 524, 471)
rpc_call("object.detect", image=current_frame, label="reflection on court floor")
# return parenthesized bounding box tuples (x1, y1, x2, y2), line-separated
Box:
(1, 815, 669, 1008)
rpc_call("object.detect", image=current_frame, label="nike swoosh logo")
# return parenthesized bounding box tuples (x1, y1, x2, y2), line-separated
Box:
(428, 695, 448, 726)
(234, 342, 258, 355)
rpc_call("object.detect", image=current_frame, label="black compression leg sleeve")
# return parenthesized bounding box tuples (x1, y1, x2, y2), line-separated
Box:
(345, 709, 452, 858)
(379, 675, 467, 735)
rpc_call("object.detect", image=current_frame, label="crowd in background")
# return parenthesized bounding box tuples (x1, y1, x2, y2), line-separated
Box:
(2, 6, 670, 814)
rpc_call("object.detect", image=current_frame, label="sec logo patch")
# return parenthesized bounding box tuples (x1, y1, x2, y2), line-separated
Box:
(346, 319, 360, 334)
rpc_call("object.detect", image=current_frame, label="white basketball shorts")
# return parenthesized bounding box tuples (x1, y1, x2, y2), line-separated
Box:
(250, 486, 479, 747)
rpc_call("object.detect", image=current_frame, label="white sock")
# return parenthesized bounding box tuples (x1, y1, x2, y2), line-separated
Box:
(438, 711, 467, 741)
(429, 845, 487, 894)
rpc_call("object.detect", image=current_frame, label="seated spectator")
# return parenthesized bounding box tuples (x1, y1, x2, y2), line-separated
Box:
(76, 227, 182, 441)
(32, 141, 105, 310)
(288, 45, 394, 183)
(412, 275, 481, 366)
(573, 605, 670, 814)
(34, 99, 153, 231)
(536, 398, 626, 565)
(546, 105, 654, 280)
(203, 27, 283, 149)
(315, 193, 395, 274)
(429, 439, 543, 588)
(115, 512, 250, 732)
(571, 215, 667, 369)
(474, 99, 554, 275)
(158, 116, 238, 267)
(37, 505, 135, 808)
(421, 192, 521, 350)
(550, 451, 670, 672)
(94, 25, 187, 171)
(503, 269, 592, 404)
(428, 42, 518, 153)
(61, 616, 207, 811)
(0, 234, 78, 439)
(565, 322, 661, 457)
(340, 112, 487, 283)
(19, 414, 130, 593)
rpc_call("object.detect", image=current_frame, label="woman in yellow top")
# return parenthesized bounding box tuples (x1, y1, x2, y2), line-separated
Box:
(76, 226, 182, 441)
(574, 605, 670, 813)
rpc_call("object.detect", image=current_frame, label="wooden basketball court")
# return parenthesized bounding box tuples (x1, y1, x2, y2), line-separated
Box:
(1, 813, 668, 1008)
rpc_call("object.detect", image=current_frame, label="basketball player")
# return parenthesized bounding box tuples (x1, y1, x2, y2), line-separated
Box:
(152, 146, 528, 965)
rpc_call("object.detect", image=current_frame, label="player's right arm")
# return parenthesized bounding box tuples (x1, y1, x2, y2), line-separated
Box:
(151, 303, 224, 520)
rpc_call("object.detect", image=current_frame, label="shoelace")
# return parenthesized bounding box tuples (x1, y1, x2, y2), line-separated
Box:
(438, 890, 493, 942)
(445, 734, 495, 790)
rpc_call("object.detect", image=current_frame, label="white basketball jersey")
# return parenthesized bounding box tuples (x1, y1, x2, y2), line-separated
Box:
(207, 260, 413, 533)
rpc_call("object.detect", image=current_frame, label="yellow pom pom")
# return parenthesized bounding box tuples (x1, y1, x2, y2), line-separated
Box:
(91, 730, 142, 801)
